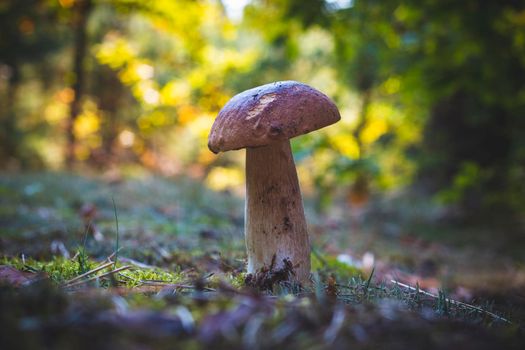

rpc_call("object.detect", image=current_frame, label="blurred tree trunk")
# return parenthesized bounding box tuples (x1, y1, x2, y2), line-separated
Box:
(418, 91, 513, 219)
(0, 63, 20, 166)
(65, 0, 93, 168)
(347, 89, 371, 209)
(96, 65, 124, 166)
(353, 89, 371, 160)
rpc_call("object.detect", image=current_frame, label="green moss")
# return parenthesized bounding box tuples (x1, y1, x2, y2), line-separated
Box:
(119, 267, 185, 288)
(311, 253, 362, 282)
(0, 255, 189, 288)
(228, 272, 246, 288)
(1, 255, 97, 283)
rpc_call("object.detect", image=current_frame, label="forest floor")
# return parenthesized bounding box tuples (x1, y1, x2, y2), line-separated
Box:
(0, 171, 524, 349)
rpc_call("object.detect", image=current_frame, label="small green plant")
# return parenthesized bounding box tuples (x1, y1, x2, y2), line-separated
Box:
(76, 247, 90, 275)
(436, 290, 450, 316)
(364, 267, 375, 297)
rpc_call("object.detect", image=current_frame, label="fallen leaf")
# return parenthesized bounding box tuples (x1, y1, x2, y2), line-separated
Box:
(0, 265, 47, 287)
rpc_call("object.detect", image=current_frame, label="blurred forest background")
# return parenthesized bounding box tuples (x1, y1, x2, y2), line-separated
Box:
(1, 0, 525, 230)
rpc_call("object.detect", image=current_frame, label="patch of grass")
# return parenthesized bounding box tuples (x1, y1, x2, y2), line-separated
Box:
(1, 254, 192, 290)
(1, 255, 97, 283)
(0, 227, 513, 326)
(1, 172, 523, 348)
(311, 250, 362, 282)
(1, 251, 521, 349)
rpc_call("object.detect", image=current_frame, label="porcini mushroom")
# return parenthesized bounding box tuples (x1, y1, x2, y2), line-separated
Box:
(208, 81, 340, 284)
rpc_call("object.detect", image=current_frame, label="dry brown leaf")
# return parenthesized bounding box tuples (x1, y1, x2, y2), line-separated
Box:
(0, 265, 47, 287)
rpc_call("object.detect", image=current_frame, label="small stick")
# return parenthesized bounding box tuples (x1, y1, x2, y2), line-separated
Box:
(202, 272, 215, 280)
(140, 280, 215, 292)
(63, 261, 115, 286)
(64, 265, 131, 288)
(105, 248, 123, 263)
(391, 280, 512, 324)
(118, 257, 155, 269)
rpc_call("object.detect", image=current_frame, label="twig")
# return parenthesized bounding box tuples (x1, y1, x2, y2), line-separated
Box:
(391, 280, 512, 324)
(105, 248, 123, 263)
(140, 280, 215, 292)
(62, 261, 115, 286)
(64, 265, 131, 288)
(118, 257, 155, 269)
(202, 272, 215, 280)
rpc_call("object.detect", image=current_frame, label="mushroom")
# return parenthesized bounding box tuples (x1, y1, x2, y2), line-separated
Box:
(208, 81, 340, 284)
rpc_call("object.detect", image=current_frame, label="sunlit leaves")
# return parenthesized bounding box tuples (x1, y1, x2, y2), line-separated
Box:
(380, 77, 401, 95)
(95, 32, 162, 109)
(44, 88, 74, 124)
(95, 35, 135, 70)
(330, 134, 360, 159)
(89, 0, 266, 174)
(160, 80, 191, 107)
(206, 166, 244, 191)
(74, 102, 100, 139)
(73, 100, 102, 160)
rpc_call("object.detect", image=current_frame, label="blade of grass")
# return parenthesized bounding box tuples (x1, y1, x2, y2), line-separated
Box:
(112, 197, 120, 269)
(76, 221, 92, 274)
(365, 266, 375, 290)
(364, 266, 375, 299)
(82, 221, 90, 249)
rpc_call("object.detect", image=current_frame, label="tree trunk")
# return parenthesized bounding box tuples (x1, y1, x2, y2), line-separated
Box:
(0, 63, 20, 166)
(65, 0, 93, 168)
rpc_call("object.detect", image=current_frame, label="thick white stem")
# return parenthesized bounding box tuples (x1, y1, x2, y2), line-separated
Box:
(245, 140, 310, 283)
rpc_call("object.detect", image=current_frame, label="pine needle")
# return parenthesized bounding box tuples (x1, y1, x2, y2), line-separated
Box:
(64, 265, 131, 288)
(62, 261, 115, 286)
(391, 280, 512, 324)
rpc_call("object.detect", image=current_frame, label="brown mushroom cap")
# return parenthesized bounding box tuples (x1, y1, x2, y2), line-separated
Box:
(208, 81, 341, 153)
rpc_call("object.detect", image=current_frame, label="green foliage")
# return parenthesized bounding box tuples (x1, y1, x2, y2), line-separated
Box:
(1, 0, 525, 224)
(334, 0, 525, 216)
(76, 247, 90, 275)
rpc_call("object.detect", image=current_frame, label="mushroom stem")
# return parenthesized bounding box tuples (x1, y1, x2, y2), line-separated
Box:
(245, 140, 310, 283)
